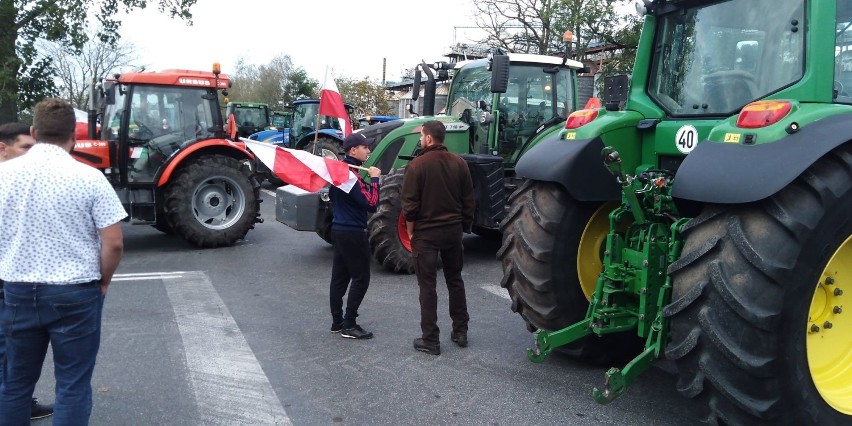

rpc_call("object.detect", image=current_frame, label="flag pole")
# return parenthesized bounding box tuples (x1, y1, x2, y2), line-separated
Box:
(347, 163, 370, 172)
(311, 66, 327, 155)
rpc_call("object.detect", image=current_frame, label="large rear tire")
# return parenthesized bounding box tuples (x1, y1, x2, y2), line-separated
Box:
(498, 180, 640, 363)
(304, 136, 343, 160)
(368, 168, 415, 274)
(664, 145, 852, 425)
(164, 155, 260, 248)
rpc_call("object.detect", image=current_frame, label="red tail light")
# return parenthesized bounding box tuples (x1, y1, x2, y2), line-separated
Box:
(736, 101, 792, 128)
(565, 109, 599, 129)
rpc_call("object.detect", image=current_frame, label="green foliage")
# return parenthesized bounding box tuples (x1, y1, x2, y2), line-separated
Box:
(336, 77, 393, 117)
(0, 0, 196, 122)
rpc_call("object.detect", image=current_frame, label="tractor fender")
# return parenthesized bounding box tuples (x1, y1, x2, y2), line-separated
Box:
(515, 135, 621, 202)
(157, 139, 254, 187)
(673, 113, 852, 204)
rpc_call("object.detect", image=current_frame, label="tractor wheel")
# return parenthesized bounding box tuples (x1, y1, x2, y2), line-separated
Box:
(164, 155, 261, 248)
(304, 136, 342, 160)
(368, 168, 415, 274)
(664, 145, 852, 425)
(498, 180, 640, 363)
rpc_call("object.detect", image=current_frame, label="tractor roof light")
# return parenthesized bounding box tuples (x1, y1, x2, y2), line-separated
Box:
(212, 62, 221, 75)
(736, 100, 792, 129)
(565, 109, 598, 129)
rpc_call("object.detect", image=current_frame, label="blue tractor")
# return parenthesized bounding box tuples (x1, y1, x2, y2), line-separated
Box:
(248, 98, 352, 160)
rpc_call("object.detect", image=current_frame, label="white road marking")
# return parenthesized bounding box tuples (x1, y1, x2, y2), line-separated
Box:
(481, 284, 510, 300)
(121, 271, 292, 425)
(112, 273, 189, 281)
(261, 188, 276, 198)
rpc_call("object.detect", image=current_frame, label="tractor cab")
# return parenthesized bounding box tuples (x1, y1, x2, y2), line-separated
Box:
(225, 102, 271, 138)
(270, 110, 292, 129)
(448, 54, 580, 164)
(288, 100, 351, 144)
(100, 80, 226, 184)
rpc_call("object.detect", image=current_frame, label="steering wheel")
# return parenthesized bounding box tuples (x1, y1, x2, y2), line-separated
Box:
(132, 120, 155, 140)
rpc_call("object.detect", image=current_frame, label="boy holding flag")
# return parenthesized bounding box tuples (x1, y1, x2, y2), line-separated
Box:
(328, 133, 381, 339)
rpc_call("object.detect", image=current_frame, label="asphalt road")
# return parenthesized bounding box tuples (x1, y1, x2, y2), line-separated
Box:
(32, 186, 703, 425)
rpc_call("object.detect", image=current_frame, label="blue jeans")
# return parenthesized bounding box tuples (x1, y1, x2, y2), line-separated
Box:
(0, 282, 104, 426)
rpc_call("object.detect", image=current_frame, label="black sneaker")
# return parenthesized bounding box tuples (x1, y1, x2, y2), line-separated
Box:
(31, 398, 53, 420)
(451, 332, 468, 348)
(330, 322, 343, 333)
(341, 325, 373, 339)
(413, 338, 440, 355)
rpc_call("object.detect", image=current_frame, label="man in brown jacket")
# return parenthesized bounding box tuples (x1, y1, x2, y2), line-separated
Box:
(401, 120, 475, 355)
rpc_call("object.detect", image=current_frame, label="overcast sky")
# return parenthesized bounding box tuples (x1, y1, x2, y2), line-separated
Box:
(117, 0, 488, 84)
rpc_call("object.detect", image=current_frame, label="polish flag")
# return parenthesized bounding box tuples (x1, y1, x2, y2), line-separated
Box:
(243, 139, 357, 193)
(318, 67, 352, 137)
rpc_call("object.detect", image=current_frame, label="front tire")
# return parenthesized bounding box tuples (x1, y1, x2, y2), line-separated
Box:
(498, 180, 638, 362)
(664, 145, 852, 425)
(303, 136, 342, 160)
(368, 169, 414, 273)
(164, 155, 261, 248)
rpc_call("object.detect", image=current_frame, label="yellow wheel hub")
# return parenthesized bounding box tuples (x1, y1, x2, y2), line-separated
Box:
(807, 234, 852, 414)
(576, 202, 618, 301)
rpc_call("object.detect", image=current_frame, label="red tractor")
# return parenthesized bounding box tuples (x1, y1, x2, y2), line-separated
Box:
(72, 65, 262, 247)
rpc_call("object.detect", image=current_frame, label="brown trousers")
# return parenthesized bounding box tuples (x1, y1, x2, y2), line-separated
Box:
(411, 223, 469, 344)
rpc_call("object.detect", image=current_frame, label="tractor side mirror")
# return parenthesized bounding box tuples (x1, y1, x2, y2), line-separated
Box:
(102, 82, 116, 105)
(490, 54, 510, 93)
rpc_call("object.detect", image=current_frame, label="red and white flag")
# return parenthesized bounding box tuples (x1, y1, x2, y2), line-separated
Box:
(318, 67, 352, 137)
(243, 139, 357, 193)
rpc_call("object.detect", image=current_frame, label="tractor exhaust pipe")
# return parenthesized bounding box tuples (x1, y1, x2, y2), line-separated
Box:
(420, 61, 436, 117)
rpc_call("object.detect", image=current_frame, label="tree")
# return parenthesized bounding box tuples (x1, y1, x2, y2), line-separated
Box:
(228, 55, 318, 108)
(473, 0, 569, 55)
(471, 0, 641, 73)
(41, 27, 141, 110)
(0, 0, 196, 123)
(336, 77, 393, 117)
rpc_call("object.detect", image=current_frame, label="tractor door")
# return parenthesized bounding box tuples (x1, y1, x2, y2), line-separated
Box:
(122, 85, 220, 183)
(497, 64, 574, 165)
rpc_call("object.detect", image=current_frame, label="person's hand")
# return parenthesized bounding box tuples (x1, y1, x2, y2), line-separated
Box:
(367, 166, 381, 178)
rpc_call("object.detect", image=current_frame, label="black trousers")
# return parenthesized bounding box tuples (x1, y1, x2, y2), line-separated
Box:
(329, 230, 372, 328)
(412, 223, 469, 344)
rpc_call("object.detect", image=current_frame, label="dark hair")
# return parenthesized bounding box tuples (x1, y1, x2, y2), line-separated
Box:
(0, 122, 31, 145)
(32, 98, 76, 144)
(421, 120, 445, 144)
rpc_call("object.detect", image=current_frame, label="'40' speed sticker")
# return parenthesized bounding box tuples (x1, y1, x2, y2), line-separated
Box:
(675, 125, 698, 154)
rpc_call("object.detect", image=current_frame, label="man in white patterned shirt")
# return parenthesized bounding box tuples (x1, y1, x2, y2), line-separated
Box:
(0, 98, 127, 425)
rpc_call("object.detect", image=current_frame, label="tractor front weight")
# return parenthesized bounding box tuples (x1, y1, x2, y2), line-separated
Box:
(526, 147, 689, 404)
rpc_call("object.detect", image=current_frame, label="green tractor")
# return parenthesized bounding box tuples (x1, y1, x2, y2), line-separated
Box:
(499, 0, 851, 424)
(276, 53, 586, 272)
(225, 101, 271, 138)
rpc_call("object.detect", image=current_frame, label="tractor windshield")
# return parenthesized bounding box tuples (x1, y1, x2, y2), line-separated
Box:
(648, 0, 804, 116)
(447, 61, 573, 121)
(234, 106, 270, 128)
(290, 103, 343, 141)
